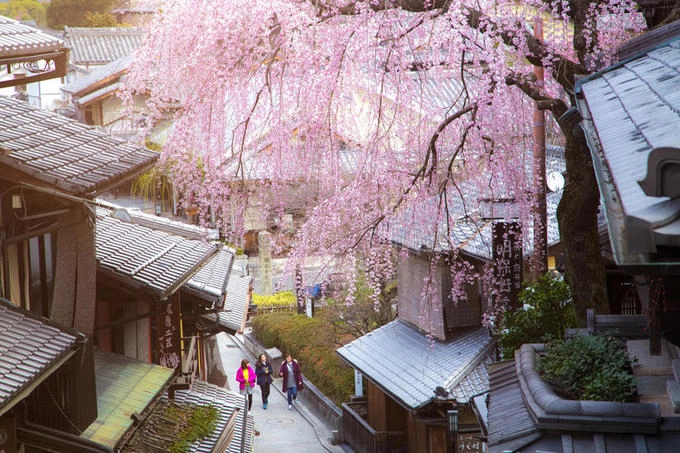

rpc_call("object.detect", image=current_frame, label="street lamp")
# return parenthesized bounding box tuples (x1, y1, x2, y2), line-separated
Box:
(447, 409, 459, 453)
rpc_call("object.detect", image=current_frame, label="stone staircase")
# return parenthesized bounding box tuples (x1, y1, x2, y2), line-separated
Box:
(669, 358, 680, 414)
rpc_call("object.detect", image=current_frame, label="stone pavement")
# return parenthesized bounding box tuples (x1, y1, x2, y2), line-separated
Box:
(216, 332, 348, 453)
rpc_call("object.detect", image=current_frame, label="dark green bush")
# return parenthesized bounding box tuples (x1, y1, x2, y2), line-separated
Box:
(498, 273, 575, 359)
(536, 332, 638, 402)
(251, 312, 354, 406)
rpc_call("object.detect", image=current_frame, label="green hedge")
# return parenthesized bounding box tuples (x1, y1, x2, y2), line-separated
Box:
(252, 291, 297, 308)
(251, 312, 354, 406)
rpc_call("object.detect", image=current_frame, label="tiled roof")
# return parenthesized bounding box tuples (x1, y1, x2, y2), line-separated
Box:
(95, 214, 221, 299)
(169, 380, 255, 453)
(81, 350, 174, 448)
(0, 15, 65, 58)
(576, 36, 680, 268)
(183, 247, 235, 307)
(64, 26, 144, 66)
(487, 345, 680, 452)
(62, 54, 133, 96)
(388, 187, 564, 261)
(0, 96, 158, 197)
(95, 203, 235, 307)
(337, 319, 495, 409)
(94, 201, 219, 240)
(196, 263, 251, 335)
(0, 297, 80, 416)
(75, 82, 120, 107)
(220, 266, 252, 333)
(486, 360, 540, 451)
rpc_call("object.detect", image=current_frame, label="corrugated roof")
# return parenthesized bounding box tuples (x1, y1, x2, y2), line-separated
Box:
(0, 96, 158, 197)
(337, 319, 494, 409)
(0, 297, 80, 416)
(576, 36, 680, 268)
(81, 350, 174, 448)
(64, 26, 144, 66)
(0, 15, 65, 58)
(95, 214, 221, 299)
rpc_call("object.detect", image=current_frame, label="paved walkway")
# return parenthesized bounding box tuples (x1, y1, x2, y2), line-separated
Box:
(627, 338, 677, 416)
(216, 332, 348, 453)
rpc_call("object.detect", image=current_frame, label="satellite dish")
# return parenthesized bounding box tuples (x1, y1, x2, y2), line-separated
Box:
(547, 171, 565, 192)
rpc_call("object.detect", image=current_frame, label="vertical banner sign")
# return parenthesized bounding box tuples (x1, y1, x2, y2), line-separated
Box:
(258, 231, 273, 296)
(492, 222, 523, 311)
(157, 294, 181, 370)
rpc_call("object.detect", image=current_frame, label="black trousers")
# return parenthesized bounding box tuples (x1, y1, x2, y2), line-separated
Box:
(260, 382, 271, 404)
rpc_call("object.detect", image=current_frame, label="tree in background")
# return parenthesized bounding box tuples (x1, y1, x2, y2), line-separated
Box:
(84, 11, 118, 27)
(46, 0, 116, 29)
(321, 266, 397, 341)
(0, 0, 47, 25)
(497, 273, 575, 359)
(122, 0, 651, 327)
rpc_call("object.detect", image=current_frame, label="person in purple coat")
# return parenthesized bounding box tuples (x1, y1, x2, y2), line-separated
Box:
(279, 354, 303, 410)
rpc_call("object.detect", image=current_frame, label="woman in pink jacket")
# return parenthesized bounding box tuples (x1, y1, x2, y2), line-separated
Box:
(235, 359, 256, 411)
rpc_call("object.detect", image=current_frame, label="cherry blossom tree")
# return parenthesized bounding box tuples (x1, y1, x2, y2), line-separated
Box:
(122, 0, 648, 325)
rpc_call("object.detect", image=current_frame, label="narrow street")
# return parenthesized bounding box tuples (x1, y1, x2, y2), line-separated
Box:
(215, 331, 348, 452)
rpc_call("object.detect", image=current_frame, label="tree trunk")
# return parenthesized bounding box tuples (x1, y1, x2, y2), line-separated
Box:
(556, 121, 610, 325)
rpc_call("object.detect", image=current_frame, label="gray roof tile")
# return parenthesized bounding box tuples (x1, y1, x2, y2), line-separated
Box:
(337, 319, 494, 409)
(0, 298, 78, 412)
(388, 146, 566, 260)
(62, 54, 133, 96)
(0, 96, 158, 196)
(95, 202, 233, 306)
(0, 16, 65, 58)
(576, 37, 680, 267)
(63, 27, 144, 66)
(221, 267, 252, 333)
(96, 214, 221, 299)
(169, 380, 254, 453)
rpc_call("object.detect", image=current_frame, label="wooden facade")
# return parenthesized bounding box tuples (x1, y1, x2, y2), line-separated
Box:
(0, 184, 98, 435)
(398, 252, 487, 342)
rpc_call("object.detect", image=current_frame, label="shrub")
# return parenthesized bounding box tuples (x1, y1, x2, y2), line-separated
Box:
(251, 312, 354, 406)
(252, 291, 296, 308)
(536, 332, 638, 402)
(498, 273, 575, 359)
(169, 404, 219, 453)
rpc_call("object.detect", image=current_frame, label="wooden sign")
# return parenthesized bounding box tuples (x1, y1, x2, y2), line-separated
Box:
(492, 222, 523, 311)
(157, 294, 181, 370)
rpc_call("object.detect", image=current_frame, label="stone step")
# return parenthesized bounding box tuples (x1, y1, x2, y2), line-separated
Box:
(673, 359, 680, 382)
(666, 379, 680, 414)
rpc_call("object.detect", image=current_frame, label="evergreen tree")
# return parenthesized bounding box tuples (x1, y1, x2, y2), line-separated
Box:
(0, 0, 47, 25)
(46, 0, 116, 29)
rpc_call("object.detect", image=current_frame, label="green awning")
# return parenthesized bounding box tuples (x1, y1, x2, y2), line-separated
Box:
(81, 350, 174, 448)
